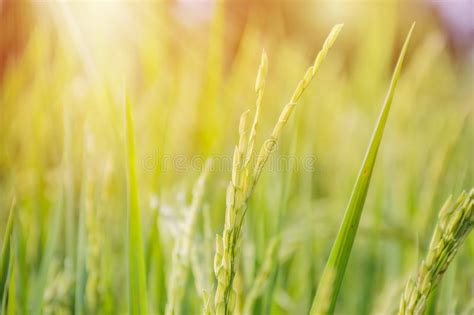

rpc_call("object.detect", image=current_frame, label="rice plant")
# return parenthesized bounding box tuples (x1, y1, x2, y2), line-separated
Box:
(213, 24, 343, 315)
(398, 189, 473, 315)
(0, 2, 473, 315)
(166, 161, 211, 315)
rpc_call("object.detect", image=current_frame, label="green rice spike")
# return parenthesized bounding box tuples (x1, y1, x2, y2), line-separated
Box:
(214, 24, 343, 315)
(165, 162, 211, 315)
(310, 23, 415, 315)
(398, 189, 474, 315)
(253, 24, 343, 184)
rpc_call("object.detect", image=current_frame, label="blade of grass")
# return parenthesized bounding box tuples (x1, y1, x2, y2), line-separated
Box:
(63, 104, 75, 270)
(74, 129, 91, 315)
(74, 185, 86, 315)
(310, 23, 416, 315)
(13, 210, 27, 313)
(124, 91, 148, 314)
(0, 197, 15, 303)
(242, 237, 280, 315)
(6, 243, 16, 315)
(1, 244, 12, 314)
(147, 209, 166, 314)
(29, 195, 63, 315)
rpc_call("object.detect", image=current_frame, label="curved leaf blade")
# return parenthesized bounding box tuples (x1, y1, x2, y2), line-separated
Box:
(310, 23, 416, 315)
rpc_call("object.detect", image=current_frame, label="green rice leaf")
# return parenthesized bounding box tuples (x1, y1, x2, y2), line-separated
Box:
(74, 160, 88, 315)
(29, 196, 63, 315)
(0, 198, 15, 306)
(310, 23, 416, 315)
(124, 92, 149, 314)
(6, 243, 16, 315)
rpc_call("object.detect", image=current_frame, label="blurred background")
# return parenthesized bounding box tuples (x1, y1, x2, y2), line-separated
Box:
(0, 0, 473, 314)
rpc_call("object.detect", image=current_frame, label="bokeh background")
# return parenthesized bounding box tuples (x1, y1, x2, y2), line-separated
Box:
(0, 0, 473, 314)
